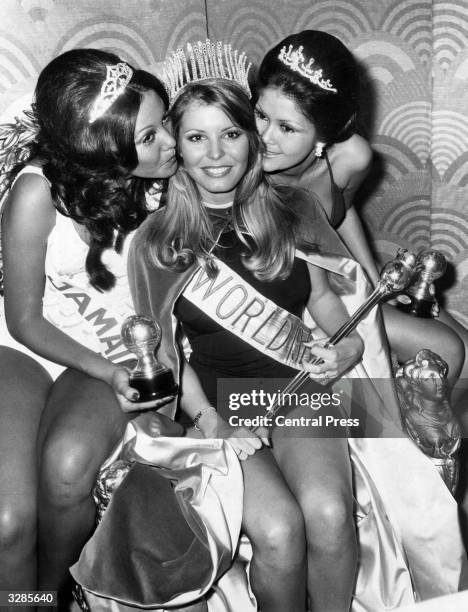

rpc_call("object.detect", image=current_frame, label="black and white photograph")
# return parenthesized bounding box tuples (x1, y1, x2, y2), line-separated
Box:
(1, 1, 468, 611)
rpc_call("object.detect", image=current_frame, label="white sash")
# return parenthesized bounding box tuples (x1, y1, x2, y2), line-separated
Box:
(183, 257, 315, 370)
(45, 274, 133, 363)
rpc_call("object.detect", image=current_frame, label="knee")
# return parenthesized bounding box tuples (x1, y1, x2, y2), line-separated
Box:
(40, 437, 99, 507)
(0, 502, 36, 552)
(302, 491, 353, 552)
(451, 334, 465, 379)
(250, 500, 305, 563)
(434, 327, 465, 380)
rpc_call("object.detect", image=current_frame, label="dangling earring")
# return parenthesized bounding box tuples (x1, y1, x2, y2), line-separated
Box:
(314, 142, 325, 158)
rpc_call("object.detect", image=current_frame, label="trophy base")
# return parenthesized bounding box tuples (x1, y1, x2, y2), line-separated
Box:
(396, 294, 436, 318)
(130, 370, 179, 404)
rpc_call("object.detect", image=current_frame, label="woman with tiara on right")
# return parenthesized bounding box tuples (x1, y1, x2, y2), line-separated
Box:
(254, 30, 468, 410)
(68, 38, 467, 612)
(121, 39, 465, 612)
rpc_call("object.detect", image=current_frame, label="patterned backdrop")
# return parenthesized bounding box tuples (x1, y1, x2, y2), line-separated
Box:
(1, 0, 468, 327)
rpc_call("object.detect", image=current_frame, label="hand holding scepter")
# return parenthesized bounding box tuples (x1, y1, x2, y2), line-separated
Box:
(252, 251, 416, 428)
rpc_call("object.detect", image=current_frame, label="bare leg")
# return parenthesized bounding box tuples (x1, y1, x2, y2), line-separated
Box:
(436, 307, 468, 405)
(0, 347, 52, 612)
(382, 304, 465, 385)
(37, 368, 129, 607)
(272, 419, 356, 612)
(438, 308, 468, 552)
(383, 304, 468, 551)
(241, 447, 307, 612)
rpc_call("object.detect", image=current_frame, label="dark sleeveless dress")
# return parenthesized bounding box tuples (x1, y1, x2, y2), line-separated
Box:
(175, 223, 312, 405)
(323, 152, 348, 228)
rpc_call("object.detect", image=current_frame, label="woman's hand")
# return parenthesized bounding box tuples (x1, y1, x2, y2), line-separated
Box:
(109, 366, 176, 413)
(196, 408, 270, 461)
(302, 333, 364, 382)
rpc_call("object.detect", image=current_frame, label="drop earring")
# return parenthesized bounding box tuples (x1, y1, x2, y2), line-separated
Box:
(314, 142, 325, 158)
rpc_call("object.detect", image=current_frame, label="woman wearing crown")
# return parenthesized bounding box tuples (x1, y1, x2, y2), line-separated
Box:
(255, 30, 468, 561)
(69, 41, 466, 612)
(75, 42, 336, 612)
(254, 30, 468, 412)
(0, 49, 178, 606)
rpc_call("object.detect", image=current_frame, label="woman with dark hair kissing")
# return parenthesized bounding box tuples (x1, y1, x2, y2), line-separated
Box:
(0, 47, 176, 608)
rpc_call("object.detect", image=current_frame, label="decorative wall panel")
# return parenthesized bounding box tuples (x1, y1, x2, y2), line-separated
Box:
(1, 0, 468, 325)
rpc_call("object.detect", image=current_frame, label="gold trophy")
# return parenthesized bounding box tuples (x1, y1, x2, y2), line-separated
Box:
(121, 315, 179, 403)
(395, 349, 460, 493)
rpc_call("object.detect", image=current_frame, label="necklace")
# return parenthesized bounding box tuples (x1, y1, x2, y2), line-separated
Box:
(204, 204, 235, 255)
(204, 200, 234, 227)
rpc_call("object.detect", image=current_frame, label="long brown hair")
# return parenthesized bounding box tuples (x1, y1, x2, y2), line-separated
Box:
(27, 48, 169, 290)
(143, 79, 316, 280)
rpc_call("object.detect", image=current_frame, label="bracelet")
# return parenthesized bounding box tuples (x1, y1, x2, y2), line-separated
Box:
(193, 406, 217, 431)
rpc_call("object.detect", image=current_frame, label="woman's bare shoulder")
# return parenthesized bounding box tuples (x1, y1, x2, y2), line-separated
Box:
(333, 134, 372, 174)
(2, 166, 56, 241)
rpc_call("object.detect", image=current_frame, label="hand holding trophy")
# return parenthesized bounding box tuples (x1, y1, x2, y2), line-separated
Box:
(121, 314, 179, 409)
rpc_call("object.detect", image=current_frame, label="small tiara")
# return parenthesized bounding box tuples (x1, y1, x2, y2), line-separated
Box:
(278, 45, 337, 93)
(89, 62, 134, 124)
(163, 39, 252, 103)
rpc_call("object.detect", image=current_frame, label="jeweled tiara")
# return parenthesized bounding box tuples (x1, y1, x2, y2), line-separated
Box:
(163, 39, 252, 102)
(89, 62, 134, 124)
(278, 44, 337, 93)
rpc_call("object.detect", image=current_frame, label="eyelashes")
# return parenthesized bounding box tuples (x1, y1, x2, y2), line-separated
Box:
(185, 130, 243, 143)
(141, 131, 156, 144)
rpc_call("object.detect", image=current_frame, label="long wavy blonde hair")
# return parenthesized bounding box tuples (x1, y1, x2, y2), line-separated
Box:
(143, 79, 316, 280)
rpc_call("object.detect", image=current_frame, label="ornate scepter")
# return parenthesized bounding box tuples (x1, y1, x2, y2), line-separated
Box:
(396, 249, 447, 318)
(252, 250, 416, 427)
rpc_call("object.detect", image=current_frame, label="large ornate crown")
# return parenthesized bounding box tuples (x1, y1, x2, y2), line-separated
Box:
(278, 45, 337, 93)
(163, 39, 252, 103)
(89, 62, 134, 124)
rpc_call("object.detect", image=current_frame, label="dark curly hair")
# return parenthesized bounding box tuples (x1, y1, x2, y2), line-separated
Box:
(256, 30, 359, 145)
(28, 48, 169, 291)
